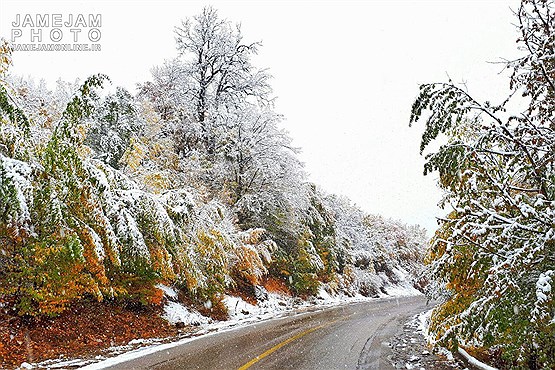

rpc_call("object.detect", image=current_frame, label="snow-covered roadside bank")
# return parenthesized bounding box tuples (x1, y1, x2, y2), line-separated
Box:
(411, 308, 499, 370)
(19, 284, 422, 370)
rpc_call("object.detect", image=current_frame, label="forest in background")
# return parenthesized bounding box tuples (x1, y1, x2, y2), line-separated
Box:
(0, 6, 426, 329)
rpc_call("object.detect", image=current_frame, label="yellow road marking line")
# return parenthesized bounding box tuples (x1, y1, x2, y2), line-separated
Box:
(238, 319, 338, 370)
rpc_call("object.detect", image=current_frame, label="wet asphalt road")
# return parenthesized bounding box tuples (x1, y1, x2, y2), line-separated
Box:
(105, 296, 429, 370)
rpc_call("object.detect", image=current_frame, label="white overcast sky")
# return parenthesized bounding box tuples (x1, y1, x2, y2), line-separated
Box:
(0, 0, 520, 234)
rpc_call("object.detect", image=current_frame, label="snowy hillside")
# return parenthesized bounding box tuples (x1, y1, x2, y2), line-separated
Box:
(0, 9, 427, 368)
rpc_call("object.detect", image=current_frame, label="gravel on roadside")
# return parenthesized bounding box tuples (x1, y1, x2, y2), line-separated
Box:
(387, 311, 468, 370)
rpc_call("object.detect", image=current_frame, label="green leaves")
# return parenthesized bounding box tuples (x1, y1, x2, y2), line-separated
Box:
(412, 1, 555, 367)
(63, 74, 108, 122)
(0, 84, 30, 136)
(410, 83, 474, 154)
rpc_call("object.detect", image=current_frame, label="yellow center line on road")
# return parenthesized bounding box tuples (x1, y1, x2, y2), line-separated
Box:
(237, 318, 340, 370)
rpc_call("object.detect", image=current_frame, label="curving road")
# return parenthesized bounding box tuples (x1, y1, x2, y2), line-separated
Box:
(105, 296, 428, 370)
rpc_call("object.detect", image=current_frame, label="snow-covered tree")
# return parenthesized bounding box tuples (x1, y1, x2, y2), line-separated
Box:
(411, 0, 555, 366)
(139, 6, 272, 158)
(86, 87, 143, 169)
(174, 6, 271, 146)
(137, 8, 308, 267)
(324, 194, 427, 297)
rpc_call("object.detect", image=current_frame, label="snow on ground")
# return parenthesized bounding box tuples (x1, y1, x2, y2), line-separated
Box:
(22, 283, 422, 370)
(417, 306, 434, 340)
(162, 301, 209, 326)
(224, 295, 260, 319)
(383, 267, 423, 297)
(383, 284, 422, 297)
(155, 284, 178, 299)
(157, 284, 208, 326)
